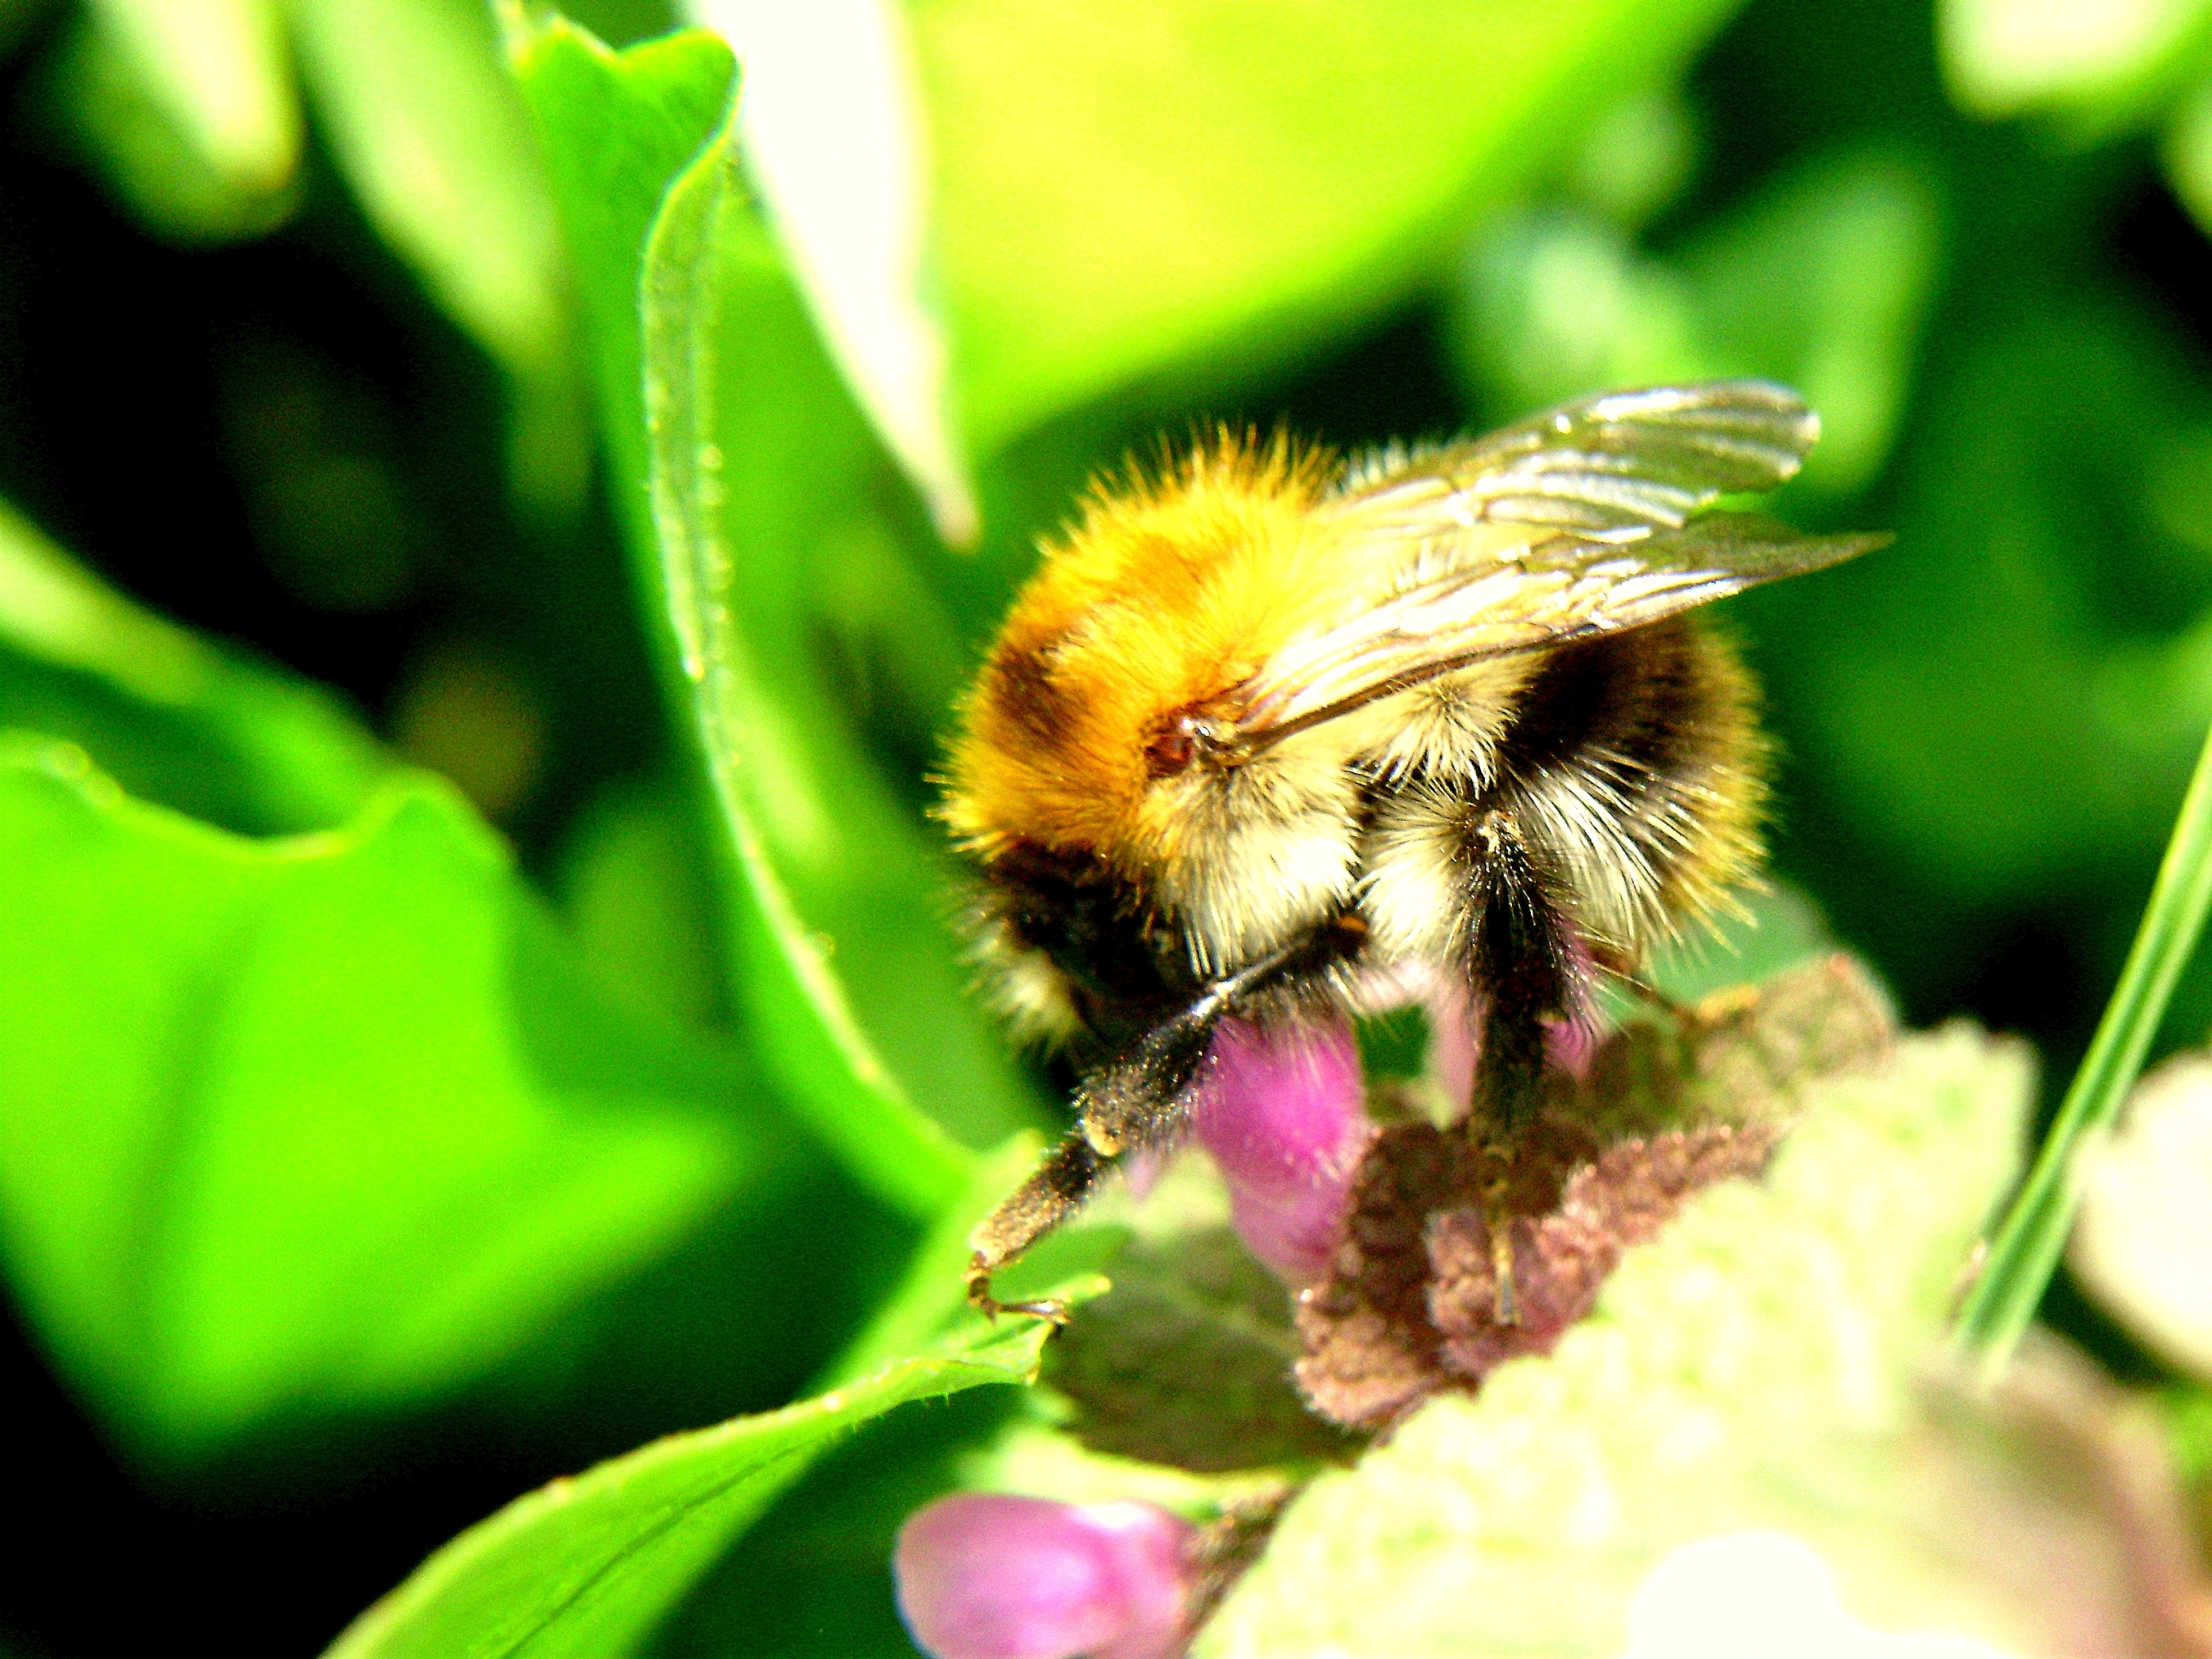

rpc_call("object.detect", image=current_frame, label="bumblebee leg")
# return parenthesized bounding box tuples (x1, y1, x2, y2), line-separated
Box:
(1069, 1004, 1221, 1164)
(966, 1133, 1102, 1325)
(965, 997, 1227, 1323)
(965, 968, 1263, 1324)
(1466, 808, 1576, 1134)
(1489, 1225, 1521, 1327)
(966, 926, 1367, 1321)
(1464, 807, 1583, 1326)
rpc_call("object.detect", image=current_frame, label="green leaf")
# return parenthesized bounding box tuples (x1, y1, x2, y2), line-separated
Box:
(658, 121, 1043, 1152)
(0, 740, 750, 1450)
(612, 27, 980, 1212)
(510, 25, 734, 572)
(2162, 1385, 2212, 1488)
(0, 496, 385, 834)
(2163, 71, 2212, 239)
(1644, 882, 1836, 1005)
(1557, 88, 1698, 230)
(910, 0, 1750, 450)
(814, 1136, 1055, 1391)
(516, 21, 1040, 1209)
(46, 7, 298, 240)
(557, 777, 729, 1035)
(86, 0, 298, 199)
(284, 0, 581, 502)
(646, 1386, 1015, 1659)
(692, 0, 978, 541)
(320, 1138, 1100, 1659)
(1961, 710, 2212, 1375)
(1940, 0, 2212, 130)
(323, 1343, 1044, 1659)
(1452, 146, 1941, 495)
(1196, 1024, 2036, 1657)
(1038, 1201, 1365, 1476)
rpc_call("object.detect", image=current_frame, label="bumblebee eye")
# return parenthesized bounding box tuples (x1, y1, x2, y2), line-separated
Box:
(1143, 708, 1243, 777)
(1144, 719, 1199, 777)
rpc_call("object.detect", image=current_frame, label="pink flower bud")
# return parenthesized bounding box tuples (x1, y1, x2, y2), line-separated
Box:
(1189, 1019, 1372, 1286)
(893, 1493, 1193, 1659)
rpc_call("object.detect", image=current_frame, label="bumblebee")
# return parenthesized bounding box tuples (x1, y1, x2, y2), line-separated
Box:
(942, 381, 1886, 1319)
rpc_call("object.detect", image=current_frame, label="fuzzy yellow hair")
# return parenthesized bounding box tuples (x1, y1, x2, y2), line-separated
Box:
(943, 432, 1355, 867)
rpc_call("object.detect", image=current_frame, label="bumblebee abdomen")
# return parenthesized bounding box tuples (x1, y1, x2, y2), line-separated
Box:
(1357, 617, 1765, 973)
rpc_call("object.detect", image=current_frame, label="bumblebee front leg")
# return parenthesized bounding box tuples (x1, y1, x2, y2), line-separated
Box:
(966, 1074, 1206, 1325)
(966, 1133, 1101, 1325)
(965, 993, 1218, 1322)
(965, 942, 1314, 1322)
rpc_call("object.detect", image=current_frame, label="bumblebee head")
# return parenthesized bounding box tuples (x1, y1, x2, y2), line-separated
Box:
(941, 434, 1372, 972)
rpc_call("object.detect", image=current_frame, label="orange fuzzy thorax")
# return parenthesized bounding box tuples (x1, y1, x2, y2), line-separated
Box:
(943, 435, 1354, 867)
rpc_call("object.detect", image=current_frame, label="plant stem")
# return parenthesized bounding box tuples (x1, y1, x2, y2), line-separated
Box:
(1958, 711, 2212, 1381)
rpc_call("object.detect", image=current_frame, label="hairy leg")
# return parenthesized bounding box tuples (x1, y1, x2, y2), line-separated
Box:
(965, 930, 1353, 1320)
(1464, 807, 1583, 1323)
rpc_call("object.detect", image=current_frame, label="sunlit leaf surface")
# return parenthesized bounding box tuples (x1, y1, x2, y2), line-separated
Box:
(1939, 0, 2212, 124)
(518, 21, 1040, 1207)
(687, 0, 977, 542)
(323, 1329, 1053, 1659)
(321, 1139, 1104, 1659)
(911, 0, 1750, 450)
(0, 740, 750, 1450)
(88, 0, 297, 195)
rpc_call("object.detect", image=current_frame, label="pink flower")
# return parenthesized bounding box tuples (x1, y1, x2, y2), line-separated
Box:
(1183, 991, 1598, 1288)
(1189, 1019, 1372, 1286)
(893, 1493, 1194, 1659)
(1424, 977, 1597, 1105)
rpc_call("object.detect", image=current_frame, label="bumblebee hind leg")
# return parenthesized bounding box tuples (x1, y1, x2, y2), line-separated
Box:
(1462, 806, 1585, 1325)
(1466, 808, 1580, 1134)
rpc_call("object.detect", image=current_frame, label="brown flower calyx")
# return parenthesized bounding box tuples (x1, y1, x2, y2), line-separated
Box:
(1294, 953, 1894, 1430)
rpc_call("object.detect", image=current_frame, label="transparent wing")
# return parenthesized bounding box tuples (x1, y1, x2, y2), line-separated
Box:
(1235, 383, 1888, 746)
(1333, 379, 1823, 537)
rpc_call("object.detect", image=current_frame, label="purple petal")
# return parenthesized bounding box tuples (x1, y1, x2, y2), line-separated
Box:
(1424, 954, 1600, 1112)
(1545, 1013, 1598, 1079)
(1424, 981, 1477, 1108)
(1190, 1019, 1372, 1286)
(894, 1494, 1193, 1659)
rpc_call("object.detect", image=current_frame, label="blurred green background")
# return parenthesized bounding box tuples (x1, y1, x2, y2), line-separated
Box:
(2, 0, 2211, 1653)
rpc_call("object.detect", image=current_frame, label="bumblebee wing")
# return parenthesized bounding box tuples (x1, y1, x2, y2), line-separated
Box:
(1334, 378, 1823, 535)
(1238, 383, 1887, 742)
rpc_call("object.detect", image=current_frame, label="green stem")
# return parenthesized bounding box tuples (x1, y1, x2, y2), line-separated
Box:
(1957, 711, 2212, 1380)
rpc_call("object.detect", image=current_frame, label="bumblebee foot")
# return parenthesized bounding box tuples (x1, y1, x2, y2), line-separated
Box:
(1489, 1225, 1521, 1327)
(966, 1258, 1071, 1329)
(1000, 1298, 1072, 1327)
